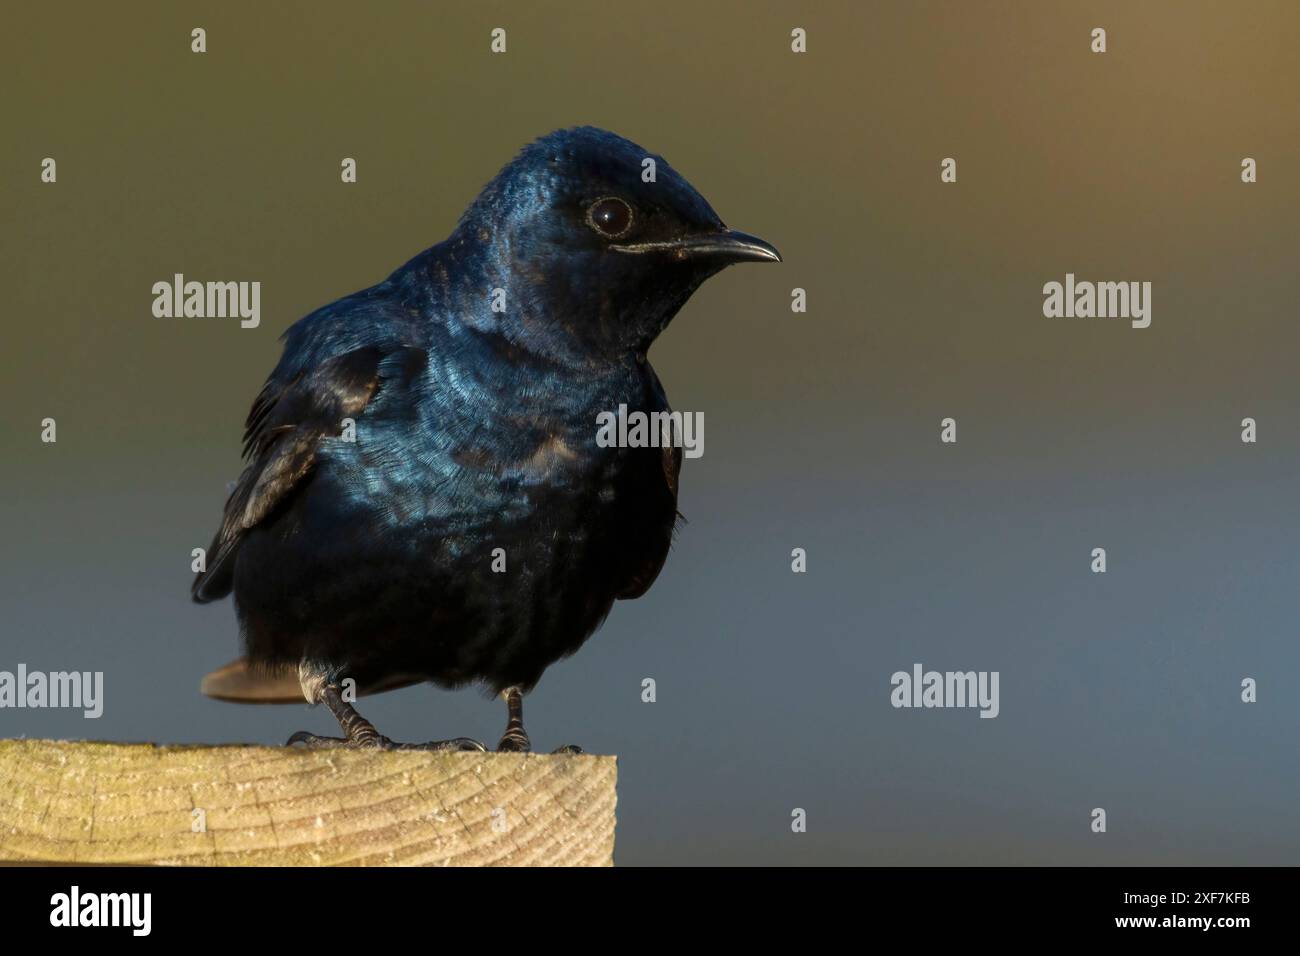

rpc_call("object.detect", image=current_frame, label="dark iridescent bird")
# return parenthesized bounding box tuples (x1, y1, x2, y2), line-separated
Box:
(192, 126, 780, 751)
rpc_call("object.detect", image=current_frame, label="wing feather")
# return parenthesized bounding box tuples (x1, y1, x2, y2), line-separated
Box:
(191, 344, 419, 603)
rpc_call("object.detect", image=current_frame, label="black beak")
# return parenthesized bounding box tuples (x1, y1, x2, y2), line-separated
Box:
(612, 228, 782, 264)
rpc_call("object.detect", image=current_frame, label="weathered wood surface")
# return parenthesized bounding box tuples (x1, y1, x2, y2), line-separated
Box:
(0, 740, 616, 866)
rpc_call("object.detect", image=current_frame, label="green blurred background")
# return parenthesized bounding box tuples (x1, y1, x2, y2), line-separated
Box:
(3, 1, 1299, 864)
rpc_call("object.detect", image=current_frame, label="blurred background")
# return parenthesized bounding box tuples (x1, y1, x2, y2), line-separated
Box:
(2, 1, 1298, 864)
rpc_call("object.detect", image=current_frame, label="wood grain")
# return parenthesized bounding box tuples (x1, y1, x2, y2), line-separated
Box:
(0, 740, 615, 866)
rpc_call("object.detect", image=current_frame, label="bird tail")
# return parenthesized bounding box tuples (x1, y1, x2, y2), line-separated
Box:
(201, 658, 304, 704)
(201, 658, 428, 703)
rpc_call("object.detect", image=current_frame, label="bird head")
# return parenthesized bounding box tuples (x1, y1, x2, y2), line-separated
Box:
(454, 126, 780, 361)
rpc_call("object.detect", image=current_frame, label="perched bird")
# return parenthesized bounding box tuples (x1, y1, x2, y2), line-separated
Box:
(193, 126, 780, 751)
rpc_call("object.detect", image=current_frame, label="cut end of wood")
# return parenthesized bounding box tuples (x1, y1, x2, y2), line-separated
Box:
(0, 739, 616, 866)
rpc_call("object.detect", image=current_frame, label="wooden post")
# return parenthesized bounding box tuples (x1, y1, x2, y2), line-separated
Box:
(0, 740, 615, 866)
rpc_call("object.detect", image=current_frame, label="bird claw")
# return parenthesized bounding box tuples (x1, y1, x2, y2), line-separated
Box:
(494, 742, 584, 754)
(495, 738, 584, 754)
(286, 730, 485, 752)
(287, 730, 349, 748)
(390, 737, 487, 753)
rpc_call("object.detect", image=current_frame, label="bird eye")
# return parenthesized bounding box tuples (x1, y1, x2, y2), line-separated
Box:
(586, 197, 633, 238)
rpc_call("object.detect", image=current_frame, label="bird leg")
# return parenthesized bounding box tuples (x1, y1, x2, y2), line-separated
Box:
(287, 683, 485, 751)
(496, 687, 583, 754)
(496, 687, 531, 751)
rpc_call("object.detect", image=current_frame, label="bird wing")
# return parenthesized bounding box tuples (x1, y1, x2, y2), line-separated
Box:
(192, 344, 422, 603)
(617, 442, 683, 600)
(615, 364, 683, 600)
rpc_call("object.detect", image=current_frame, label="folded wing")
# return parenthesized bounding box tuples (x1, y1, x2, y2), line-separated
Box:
(191, 344, 423, 603)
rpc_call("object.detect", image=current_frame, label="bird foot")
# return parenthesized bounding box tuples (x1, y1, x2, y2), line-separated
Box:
(392, 737, 487, 752)
(286, 730, 485, 752)
(495, 686, 583, 753)
(289, 682, 487, 751)
(496, 725, 531, 752)
(494, 732, 584, 754)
